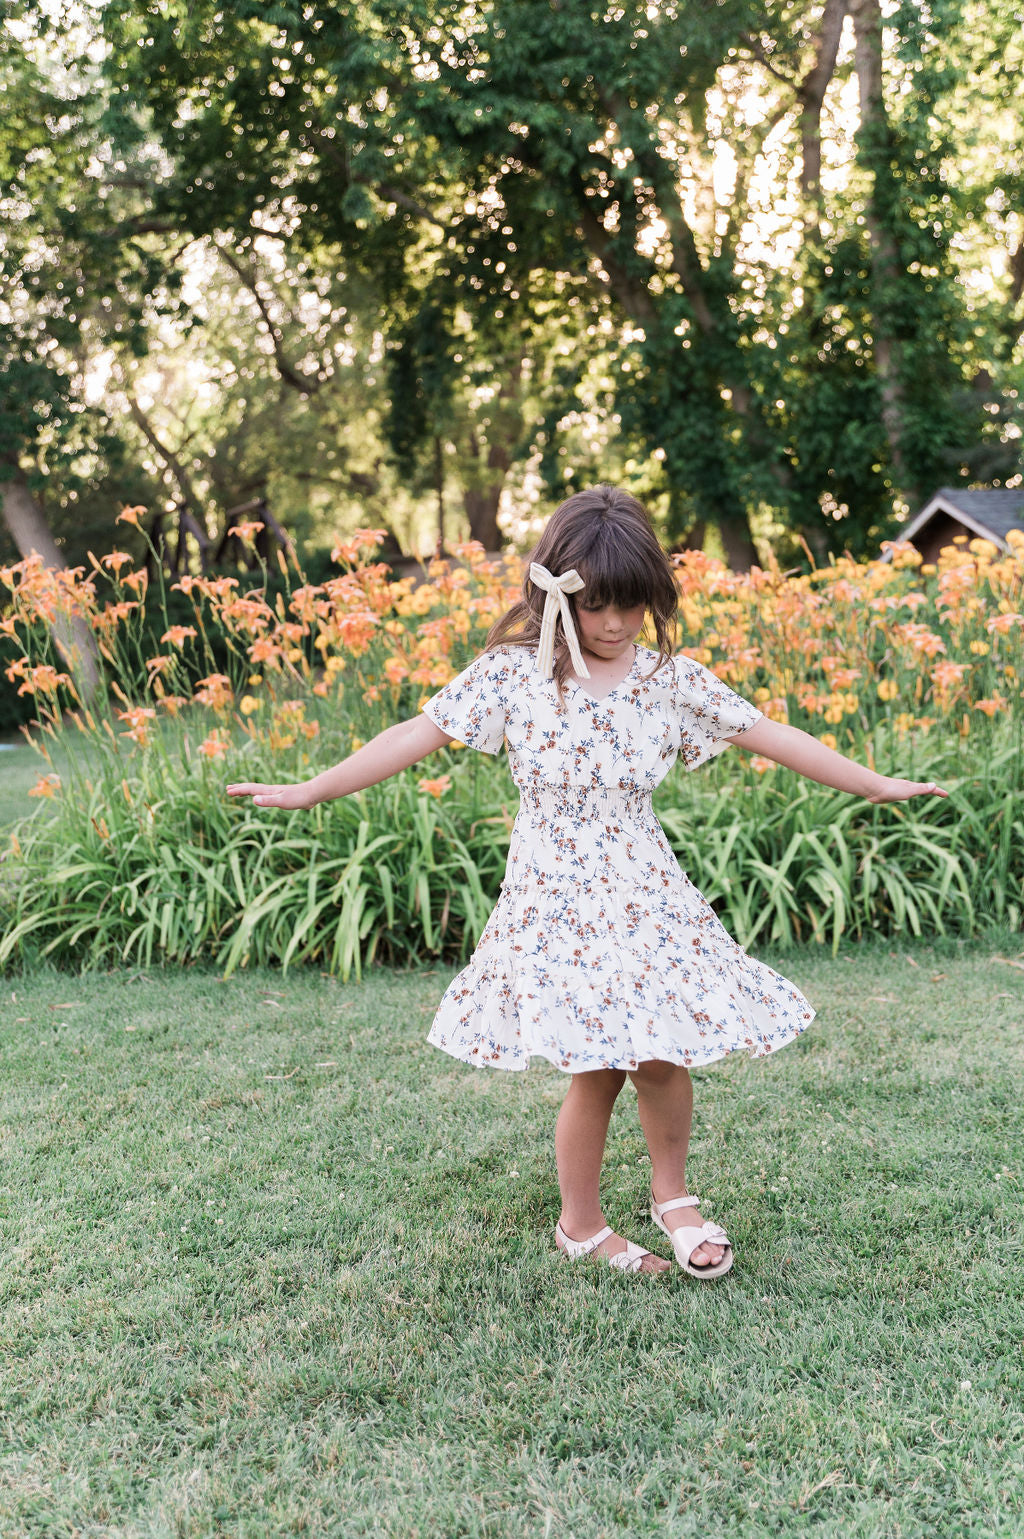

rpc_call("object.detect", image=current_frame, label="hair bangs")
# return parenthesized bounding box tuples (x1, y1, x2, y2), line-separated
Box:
(571, 521, 662, 613)
(573, 555, 650, 612)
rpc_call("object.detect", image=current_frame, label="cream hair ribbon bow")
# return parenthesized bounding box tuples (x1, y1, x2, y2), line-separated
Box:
(529, 562, 590, 679)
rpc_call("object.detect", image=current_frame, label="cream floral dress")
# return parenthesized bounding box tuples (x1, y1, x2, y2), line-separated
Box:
(422, 644, 815, 1072)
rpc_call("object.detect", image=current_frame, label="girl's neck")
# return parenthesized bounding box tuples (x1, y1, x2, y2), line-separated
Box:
(572, 642, 637, 697)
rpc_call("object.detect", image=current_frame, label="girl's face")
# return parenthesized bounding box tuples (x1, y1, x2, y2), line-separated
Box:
(575, 601, 647, 661)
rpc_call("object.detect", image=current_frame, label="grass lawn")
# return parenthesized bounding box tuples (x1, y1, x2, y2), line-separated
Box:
(0, 736, 48, 828)
(1, 946, 1022, 1537)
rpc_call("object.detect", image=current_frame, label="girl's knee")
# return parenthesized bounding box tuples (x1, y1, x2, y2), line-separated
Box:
(630, 1058, 688, 1090)
(571, 1067, 627, 1100)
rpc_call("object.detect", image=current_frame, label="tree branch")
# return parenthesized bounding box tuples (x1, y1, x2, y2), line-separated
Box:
(574, 202, 657, 325)
(369, 178, 448, 229)
(127, 395, 209, 531)
(590, 92, 714, 334)
(301, 121, 448, 230)
(740, 32, 800, 88)
(213, 242, 323, 395)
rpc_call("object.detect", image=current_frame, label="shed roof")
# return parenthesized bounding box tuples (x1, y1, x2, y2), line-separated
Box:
(897, 486, 1024, 550)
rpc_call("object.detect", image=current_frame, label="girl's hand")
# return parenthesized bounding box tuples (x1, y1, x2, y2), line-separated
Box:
(226, 781, 318, 810)
(865, 777, 949, 804)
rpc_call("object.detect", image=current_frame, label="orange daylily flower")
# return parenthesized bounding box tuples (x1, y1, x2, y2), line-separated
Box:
(198, 731, 230, 760)
(117, 705, 157, 747)
(28, 773, 61, 798)
(9, 662, 73, 696)
(248, 636, 284, 668)
(93, 600, 139, 632)
(1, 523, 1020, 780)
(193, 674, 233, 710)
(418, 774, 453, 798)
(383, 655, 410, 685)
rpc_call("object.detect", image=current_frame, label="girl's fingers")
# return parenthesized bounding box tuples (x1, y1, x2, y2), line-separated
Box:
(227, 783, 309, 809)
(907, 781, 947, 799)
(873, 779, 949, 803)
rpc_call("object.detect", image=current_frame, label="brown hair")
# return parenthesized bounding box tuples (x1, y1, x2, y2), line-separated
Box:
(485, 485, 678, 695)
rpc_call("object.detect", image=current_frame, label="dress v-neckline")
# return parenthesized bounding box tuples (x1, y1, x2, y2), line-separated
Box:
(568, 645, 639, 704)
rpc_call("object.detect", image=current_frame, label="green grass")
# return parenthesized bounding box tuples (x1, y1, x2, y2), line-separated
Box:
(0, 733, 90, 830)
(0, 737, 48, 826)
(1, 945, 1022, 1536)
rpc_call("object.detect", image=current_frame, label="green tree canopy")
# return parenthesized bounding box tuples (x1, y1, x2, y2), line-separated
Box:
(5, 1, 1022, 570)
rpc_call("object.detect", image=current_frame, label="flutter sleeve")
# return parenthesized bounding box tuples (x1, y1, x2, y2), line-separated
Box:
(421, 649, 510, 755)
(671, 654, 762, 771)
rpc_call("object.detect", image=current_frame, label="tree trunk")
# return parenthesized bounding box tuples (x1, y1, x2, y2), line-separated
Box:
(0, 472, 101, 700)
(574, 158, 777, 571)
(849, 0, 920, 509)
(462, 486, 503, 549)
(462, 432, 511, 549)
(718, 515, 760, 573)
(797, 0, 849, 225)
(670, 519, 707, 554)
(433, 435, 446, 557)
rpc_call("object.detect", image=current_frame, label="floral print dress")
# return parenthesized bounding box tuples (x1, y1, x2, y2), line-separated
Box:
(422, 644, 815, 1072)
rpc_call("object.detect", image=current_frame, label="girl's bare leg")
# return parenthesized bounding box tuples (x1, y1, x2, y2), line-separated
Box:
(555, 1068, 670, 1273)
(629, 1060, 725, 1269)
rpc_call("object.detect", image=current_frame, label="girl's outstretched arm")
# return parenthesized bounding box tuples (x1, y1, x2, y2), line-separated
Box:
(227, 715, 454, 810)
(726, 718, 948, 803)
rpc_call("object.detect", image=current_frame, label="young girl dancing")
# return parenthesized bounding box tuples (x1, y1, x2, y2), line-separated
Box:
(228, 485, 947, 1278)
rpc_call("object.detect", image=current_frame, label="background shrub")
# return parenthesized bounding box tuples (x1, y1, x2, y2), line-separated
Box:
(2, 527, 1021, 972)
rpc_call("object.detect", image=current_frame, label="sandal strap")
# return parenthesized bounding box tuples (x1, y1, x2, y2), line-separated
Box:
(556, 1222, 614, 1258)
(556, 1223, 654, 1271)
(671, 1221, 730, 1266)
(609, 1239, 654, 1273)
(652, 1193, 702, 1218)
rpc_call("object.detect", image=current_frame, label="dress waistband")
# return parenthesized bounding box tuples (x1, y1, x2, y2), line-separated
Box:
(516, 782, 654, 819)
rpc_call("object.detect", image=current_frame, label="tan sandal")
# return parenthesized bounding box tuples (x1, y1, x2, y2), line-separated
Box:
(650, 1193, 733, 1279)
(555, 1221, 661, 1273)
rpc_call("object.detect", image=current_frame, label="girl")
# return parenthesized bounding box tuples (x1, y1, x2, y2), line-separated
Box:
(228, 485, 947, 1278)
